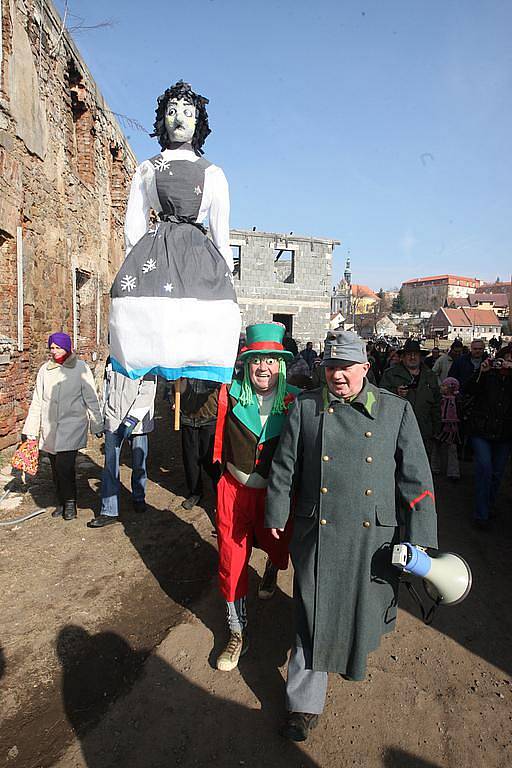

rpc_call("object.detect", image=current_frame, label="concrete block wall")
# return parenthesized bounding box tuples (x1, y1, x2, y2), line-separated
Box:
(231, 229, 338, 350)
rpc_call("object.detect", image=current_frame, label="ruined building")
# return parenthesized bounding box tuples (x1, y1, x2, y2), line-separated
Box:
(230, 228, 338, 350)
(0, 0, 136, 448)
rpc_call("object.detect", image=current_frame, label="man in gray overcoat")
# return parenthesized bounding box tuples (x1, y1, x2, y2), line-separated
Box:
(265, 330, 438, 741)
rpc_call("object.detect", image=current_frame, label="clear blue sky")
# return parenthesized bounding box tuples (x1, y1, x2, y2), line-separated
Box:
(56, 0, 512, 289)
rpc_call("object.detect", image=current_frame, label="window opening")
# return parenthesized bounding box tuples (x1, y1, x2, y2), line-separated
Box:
(231, 245, 241, 279)
(67, 59, 96, 186)
(272, 313, 293, 337)
(274, 248, 294, 284)
(73, 268, 96, 356)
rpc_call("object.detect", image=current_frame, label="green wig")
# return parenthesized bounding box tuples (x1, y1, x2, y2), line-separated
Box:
(239, 358, 288, 414)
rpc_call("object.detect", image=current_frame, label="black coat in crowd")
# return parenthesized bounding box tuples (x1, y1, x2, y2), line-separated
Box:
(464, 368, 512, 442)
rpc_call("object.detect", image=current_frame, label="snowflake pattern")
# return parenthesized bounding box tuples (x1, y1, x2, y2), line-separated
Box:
(142, 258, 157, 274)
(154, 157, 173, 174)
(164, 283, 174, 294)
(194, 185, 202, 196)
(120, 274, 137, 292)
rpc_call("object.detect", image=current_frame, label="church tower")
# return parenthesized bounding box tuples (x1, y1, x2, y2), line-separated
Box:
(344, 256, 352, 287)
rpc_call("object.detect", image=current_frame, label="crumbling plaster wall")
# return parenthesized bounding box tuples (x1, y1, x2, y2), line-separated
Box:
(0, 0, 136, 448)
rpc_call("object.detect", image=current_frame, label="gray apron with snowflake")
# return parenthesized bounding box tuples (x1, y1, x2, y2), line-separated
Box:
(109, 154, 240, 383)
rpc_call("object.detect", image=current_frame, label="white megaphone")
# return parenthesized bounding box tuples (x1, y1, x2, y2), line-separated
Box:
(392, 543, 472, 606)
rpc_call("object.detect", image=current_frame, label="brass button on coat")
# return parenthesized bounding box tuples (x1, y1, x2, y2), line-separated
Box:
(328, 407, 334, 414)
(365, 489, 373, 496)
(365, 431, 372, 438)
(362, 520, 371, 528)
(320, 487, 328, 494)
(322, 455, 329, 462)
(320, 519, 327, 526)
(366, 456, 373, 464)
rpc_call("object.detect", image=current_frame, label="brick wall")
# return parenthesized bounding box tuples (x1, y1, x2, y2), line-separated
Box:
(0, 0, 136, 448)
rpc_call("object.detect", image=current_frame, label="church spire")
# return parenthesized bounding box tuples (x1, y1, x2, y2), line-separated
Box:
(344, 256, 352, 286)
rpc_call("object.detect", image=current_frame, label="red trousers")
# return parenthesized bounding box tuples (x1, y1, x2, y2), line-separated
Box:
(216, 471, 291, 602)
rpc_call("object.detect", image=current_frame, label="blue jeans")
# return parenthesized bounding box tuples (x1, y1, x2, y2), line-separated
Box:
(470, 436, 512, 521)
(100, 430, 148, 517)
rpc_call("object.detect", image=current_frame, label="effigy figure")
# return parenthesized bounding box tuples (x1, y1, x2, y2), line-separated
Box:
(109, 80, 240, 383)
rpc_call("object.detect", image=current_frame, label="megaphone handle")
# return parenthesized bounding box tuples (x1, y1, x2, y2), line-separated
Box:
(403, 580, 441, 626)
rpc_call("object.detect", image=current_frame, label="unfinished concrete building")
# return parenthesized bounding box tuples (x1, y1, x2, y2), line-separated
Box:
(230, 229, 339, 349)
(0, 0, 136, 448)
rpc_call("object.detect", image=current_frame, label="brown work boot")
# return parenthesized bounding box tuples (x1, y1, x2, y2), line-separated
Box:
(258, 559, 278, 600)
(216, 630, 249, 672)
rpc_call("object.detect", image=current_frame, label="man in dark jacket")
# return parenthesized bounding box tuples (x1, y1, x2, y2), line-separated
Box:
(380, 338, 441, 454)
(265, 330, 437, 741)
(300, 342, 317, 371)
(463, 346, 512, 528)
(432, 340, 463, 384)
(171, 378, 221, 510)
(448, 338, 487, 388)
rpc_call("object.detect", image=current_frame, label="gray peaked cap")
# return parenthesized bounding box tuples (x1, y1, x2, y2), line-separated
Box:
(322, 330, 368, 366)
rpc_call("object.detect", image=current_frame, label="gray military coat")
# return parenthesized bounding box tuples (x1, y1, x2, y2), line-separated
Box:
(265, 380, 438, 680)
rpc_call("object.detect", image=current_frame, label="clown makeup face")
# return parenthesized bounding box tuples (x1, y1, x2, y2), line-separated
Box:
(325, 362, 370, 400)
(248, 356, 280, 396)
(165, 98, 197, 144)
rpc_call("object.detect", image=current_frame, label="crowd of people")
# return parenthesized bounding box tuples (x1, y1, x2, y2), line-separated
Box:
(368, 336, 512, 530)
(13, 78, 511, 746)
(18, 324, 511, 739)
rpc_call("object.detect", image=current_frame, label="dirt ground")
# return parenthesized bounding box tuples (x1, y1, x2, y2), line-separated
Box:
(0, 404, 511, 768)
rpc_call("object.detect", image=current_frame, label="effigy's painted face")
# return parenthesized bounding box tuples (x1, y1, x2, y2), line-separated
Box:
(165, 98, 197, 143)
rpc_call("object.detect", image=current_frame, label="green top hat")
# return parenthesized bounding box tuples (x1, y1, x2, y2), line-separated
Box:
(239, 322, 294, 362)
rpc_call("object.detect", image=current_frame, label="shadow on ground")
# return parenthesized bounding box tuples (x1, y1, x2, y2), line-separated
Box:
(383, 748, 444, 768)
(57, 624, 319, 768)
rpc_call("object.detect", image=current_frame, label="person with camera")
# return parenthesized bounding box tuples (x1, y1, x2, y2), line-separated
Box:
(463, 345, 512, 529)
(448, 338, 488, 388)
(380, 338, 441, 454)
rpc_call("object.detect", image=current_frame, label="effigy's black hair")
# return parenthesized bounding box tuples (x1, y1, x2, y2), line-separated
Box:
(151, 80, 211, 155)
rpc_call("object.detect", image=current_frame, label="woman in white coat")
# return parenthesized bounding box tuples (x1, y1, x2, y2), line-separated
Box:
(23, 332, 104, 520)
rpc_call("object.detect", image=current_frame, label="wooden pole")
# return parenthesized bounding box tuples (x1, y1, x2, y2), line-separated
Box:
(173, 379, 181, 431)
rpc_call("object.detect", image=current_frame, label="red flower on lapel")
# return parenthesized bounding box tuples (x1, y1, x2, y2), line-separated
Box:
(283, 393, 296, 411)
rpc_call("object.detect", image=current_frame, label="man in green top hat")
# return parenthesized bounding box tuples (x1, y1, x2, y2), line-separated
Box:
(213, 322, 300, 672)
